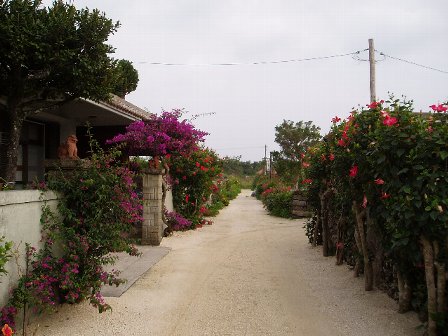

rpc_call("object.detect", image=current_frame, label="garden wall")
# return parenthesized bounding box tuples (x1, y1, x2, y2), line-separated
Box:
(0, 190, 58, 307)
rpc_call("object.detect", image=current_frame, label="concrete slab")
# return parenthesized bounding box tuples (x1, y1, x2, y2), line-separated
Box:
(101, 246, 170, 297)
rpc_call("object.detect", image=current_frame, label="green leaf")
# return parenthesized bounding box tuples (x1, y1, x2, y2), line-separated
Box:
(439, 151, 448, 160)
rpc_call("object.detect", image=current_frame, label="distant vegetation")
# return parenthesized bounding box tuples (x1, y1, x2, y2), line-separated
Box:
(221, 156, 263, 189)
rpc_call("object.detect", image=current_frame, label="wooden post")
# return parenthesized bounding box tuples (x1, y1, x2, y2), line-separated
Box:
(369, 38, 376, 103)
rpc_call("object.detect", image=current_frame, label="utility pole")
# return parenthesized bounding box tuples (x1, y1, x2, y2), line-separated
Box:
(368, 38, 376, 103)
(264, 145, 267, 175)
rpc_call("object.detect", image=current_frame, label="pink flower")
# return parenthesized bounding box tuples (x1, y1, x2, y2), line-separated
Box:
(426, 126, 433, 133)
(362, 195, 368, 208)
(332, 116, 341, 123)
(349, 165, 358, 177)
(374, 178, 384, 185)
(383, 116, 398, 126)
(329, 153, 335, 161)
(302, 162, 310, 168)
(380, 192, 391, 199)
(430, 104, 448, 112)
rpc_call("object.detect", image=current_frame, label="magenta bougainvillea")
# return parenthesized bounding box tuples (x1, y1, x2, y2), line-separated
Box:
(107, 109, 208, 157)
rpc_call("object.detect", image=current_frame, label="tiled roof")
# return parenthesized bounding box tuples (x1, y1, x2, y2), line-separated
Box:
(100, 94, 151, 120)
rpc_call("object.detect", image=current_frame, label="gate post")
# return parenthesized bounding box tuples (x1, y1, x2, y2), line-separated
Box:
(141, 168, 164, 245)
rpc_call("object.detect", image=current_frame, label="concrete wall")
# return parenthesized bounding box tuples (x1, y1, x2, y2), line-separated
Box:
(0, 178, 169, 305)
(0, 190, 58, 307)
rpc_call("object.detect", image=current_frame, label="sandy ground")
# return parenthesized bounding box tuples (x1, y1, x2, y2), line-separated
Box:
(29, 189, 421, 336)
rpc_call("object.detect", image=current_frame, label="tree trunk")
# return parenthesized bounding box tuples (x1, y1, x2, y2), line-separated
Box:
(313, 207, 322, 246)
(366, 210, 384, 289)
(433, 241, 446, 317)
(320, 188, 335, 257)
(353, 227, 362, 278)
(335, 217, 345, 266)
(352, 201, 373, 291)
(1, 108, 23, 184)
(320, 192, 329, 257)
(421, 236, 437, 336)
(397, 270, 412, 313)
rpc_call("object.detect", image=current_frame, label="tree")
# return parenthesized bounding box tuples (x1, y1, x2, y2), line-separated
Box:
(273, 120, 321, 183)
(221, 156, 262, 177)
(0, 0, 130, 182)
(111, 59, 139, 98)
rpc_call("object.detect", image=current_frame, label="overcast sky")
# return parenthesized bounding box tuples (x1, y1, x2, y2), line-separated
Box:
(49, 1, 448, 161)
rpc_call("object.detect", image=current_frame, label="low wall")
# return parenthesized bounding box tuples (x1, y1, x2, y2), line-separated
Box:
(0, 190, 58, 307)
(0, 180, 172, 306)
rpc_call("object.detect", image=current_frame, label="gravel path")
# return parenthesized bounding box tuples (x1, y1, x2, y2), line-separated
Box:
(30, 189, 421, 335)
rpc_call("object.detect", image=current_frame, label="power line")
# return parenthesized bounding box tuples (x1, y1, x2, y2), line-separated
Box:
(137, 47, 448, 74)
(377, 50, 448, 74)
(138, 49, 367, 66)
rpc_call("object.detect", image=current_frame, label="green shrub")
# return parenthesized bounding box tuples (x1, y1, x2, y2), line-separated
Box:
(262, 189, 293, 218)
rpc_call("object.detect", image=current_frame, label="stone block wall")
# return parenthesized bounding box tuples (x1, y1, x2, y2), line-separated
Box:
(291, 190, 312, 218)
(141, 169, 164, 245)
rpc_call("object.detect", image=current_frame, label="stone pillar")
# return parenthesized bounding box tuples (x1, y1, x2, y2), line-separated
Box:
(141, 168, 164, 245)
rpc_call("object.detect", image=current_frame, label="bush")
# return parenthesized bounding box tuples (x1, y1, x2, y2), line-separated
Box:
(0, 138, 141, 328)
(304, 97, 448, 335)
(262, 189, 293, 218)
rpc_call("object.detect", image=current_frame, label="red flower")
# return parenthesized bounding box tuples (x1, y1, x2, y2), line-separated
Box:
(302, 179, 313, 184)
(2, 324, 13, 336)
(380, 192, 391, 199)
(195, 162, 200, 167)
(430, 104, 448, 112)
(332, 116, 341, 123)
(336, 242, 344, 249)
(341, 131, 349, 140)
(329, 153, 335, 161)
(374, 178, 384, 185)
(383, 116, 398, 126)
(367, 100, 384, 109)
(185, 194, 190, 203)
(337, 139, 346, 147)
(349, 165, 358, 177)
(182, 176, 187, 180)
(426, 126, 433, 133)
(302, 162, 310, 168)
(300, 153, 306, 159)
(362, 195, 368, 208)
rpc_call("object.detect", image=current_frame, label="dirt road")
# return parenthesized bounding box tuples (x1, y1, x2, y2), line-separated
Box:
(32, 189, 420, 335)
